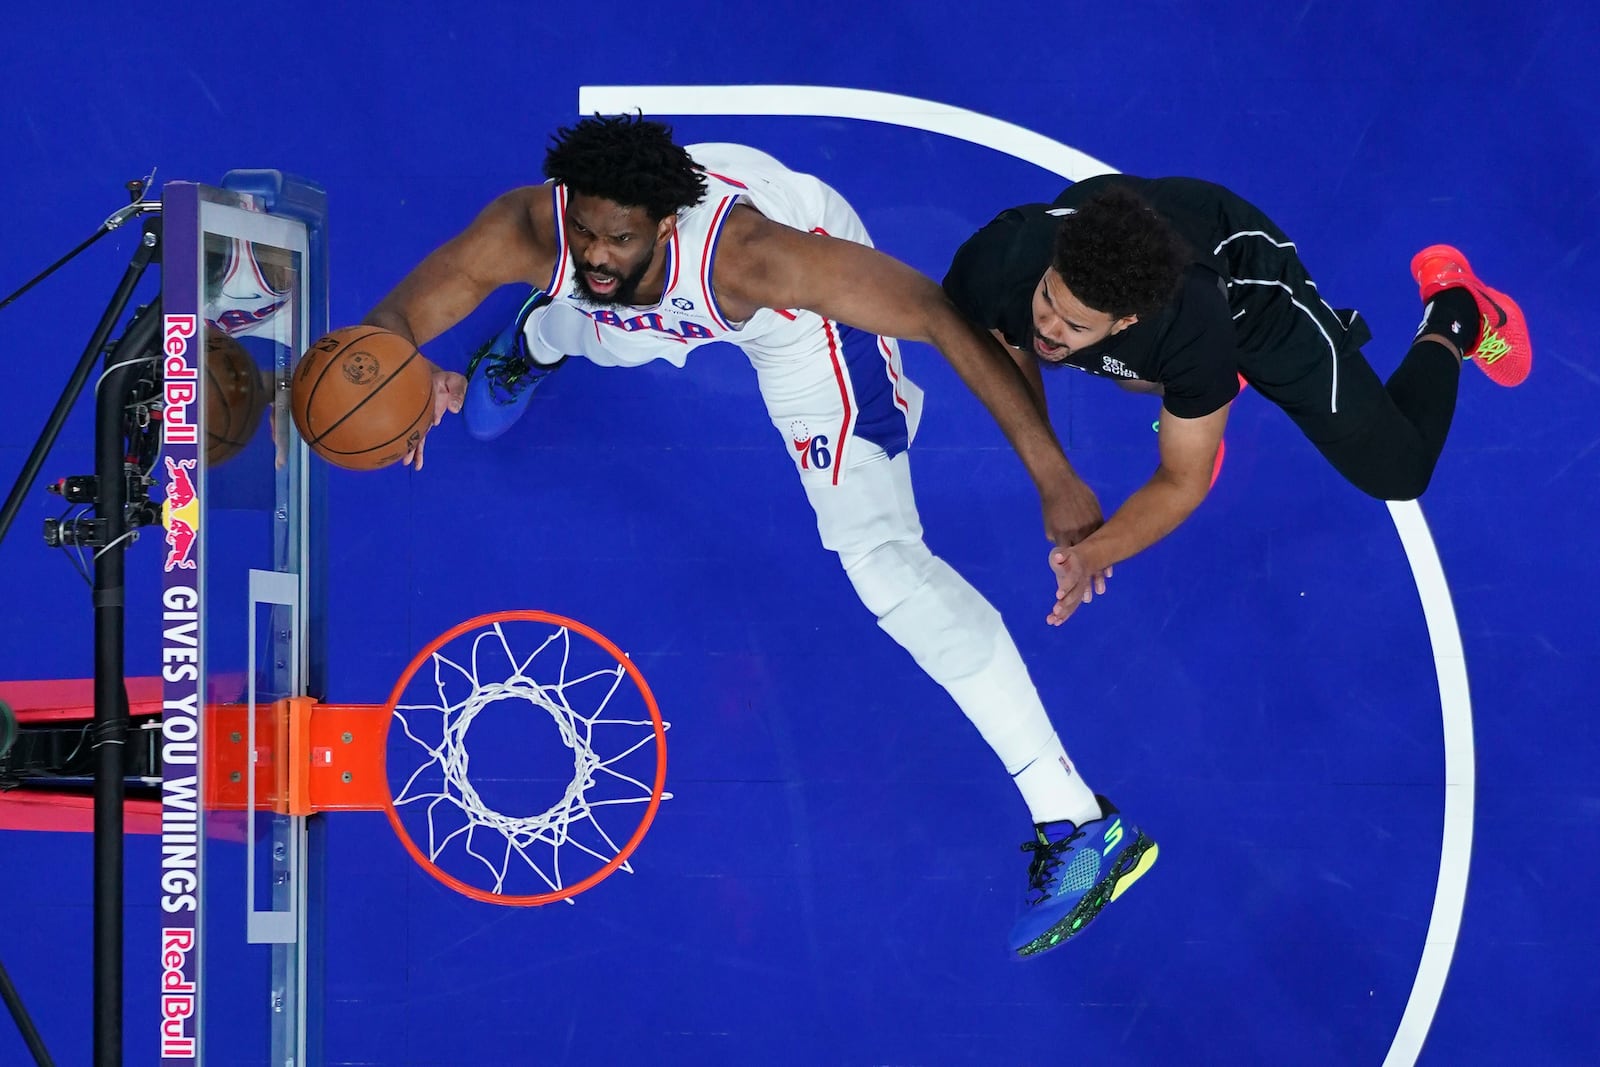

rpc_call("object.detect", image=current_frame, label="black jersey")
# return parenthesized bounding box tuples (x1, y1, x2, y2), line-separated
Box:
(943, 174, 1372, 421)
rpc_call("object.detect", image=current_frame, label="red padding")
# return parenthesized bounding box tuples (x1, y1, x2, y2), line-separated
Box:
(0, 790, 163, 834)
(1, 677, 164, 723)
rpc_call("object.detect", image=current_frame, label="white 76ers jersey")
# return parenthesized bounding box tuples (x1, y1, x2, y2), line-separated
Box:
(523, 142, 924, 483)
(526, 143, 868, 364)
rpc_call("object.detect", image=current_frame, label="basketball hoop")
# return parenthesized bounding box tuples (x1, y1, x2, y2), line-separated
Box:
(202, 610, 670, 906)
(383, 610, 670, 905)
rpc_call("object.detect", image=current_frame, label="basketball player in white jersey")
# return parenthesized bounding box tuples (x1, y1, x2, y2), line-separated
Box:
(363, 114, 1155, 955)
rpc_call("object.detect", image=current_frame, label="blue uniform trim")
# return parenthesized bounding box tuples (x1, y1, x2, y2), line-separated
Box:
(838, 324, 909, 458)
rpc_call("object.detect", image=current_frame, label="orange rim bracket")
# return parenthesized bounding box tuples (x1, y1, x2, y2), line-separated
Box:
(203, 697, 389, 816)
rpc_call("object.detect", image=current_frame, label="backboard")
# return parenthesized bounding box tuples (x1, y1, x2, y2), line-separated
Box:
(158, 176, 326, 1066)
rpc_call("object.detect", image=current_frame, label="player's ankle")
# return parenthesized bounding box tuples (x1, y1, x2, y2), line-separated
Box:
(1417, 286, 1480, 355)
(1415, 332, 1464, 362)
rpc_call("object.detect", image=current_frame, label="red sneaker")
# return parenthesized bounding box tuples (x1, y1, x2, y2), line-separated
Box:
(1410, 244, 1531, 386)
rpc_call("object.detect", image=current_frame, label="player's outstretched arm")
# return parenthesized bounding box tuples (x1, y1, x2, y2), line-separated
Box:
(361, 189, 553, 469)
(715, 213, 1101, 545)
(364, 189, 551, 350)
(991, 330, 1050, 422)
(1047, 402, 1228, 623)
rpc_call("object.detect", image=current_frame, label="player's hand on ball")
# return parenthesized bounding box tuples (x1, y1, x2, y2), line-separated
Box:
(404, 366, 466, 471)
(1046, 545, 1111, 626)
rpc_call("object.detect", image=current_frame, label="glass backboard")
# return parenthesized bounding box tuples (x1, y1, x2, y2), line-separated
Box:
(158, 178, 324, 1066)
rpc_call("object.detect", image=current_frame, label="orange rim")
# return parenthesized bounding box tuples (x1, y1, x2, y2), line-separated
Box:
(379, 610, 668, 906)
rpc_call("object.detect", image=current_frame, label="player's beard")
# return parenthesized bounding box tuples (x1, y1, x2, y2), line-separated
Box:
(1029, 324, 1072, 367)
(572, 245, 656, 305)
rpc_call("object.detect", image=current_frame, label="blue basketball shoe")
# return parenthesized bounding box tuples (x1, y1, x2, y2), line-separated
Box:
(1009, 795, 1158, 957)
(462, 290, 566, 441)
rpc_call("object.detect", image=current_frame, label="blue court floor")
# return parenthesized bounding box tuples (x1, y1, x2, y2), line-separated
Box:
(1, 2, 1596, 1064)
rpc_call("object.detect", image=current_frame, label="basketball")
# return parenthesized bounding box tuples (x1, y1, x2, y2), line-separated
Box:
(290, 326, 435, 471)
(205, 332, 268, 467)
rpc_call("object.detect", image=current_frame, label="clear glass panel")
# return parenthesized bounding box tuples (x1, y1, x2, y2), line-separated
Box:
(195, 196, 310, 1064)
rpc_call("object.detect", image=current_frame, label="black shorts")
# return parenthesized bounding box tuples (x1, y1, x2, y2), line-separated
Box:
(1215, 195, 1461, 499)
(1214, 198, 1379, 442)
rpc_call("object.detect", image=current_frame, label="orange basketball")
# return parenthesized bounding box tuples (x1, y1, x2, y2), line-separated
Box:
(205, 332, 268, 467)
(290, 326, 434, 471)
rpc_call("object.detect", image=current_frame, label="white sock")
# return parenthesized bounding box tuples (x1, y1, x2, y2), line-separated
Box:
(1010, 735, 1102, 827)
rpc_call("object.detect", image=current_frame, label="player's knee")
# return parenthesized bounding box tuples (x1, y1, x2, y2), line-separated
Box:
(1387, 479, 1429, 502)
(841, 544, 1005, 680)
(839, 538, 936, 618)
(1355, 460, 1433, 501)
(877, 560, 1004, 680)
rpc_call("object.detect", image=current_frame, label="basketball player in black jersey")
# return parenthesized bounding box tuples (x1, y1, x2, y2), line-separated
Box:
(943, 175, 1531, 624)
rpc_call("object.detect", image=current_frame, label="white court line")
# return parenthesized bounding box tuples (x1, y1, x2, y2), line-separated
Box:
(579, 84, 1475, 1067)
(1381, 501, 1476, 1067)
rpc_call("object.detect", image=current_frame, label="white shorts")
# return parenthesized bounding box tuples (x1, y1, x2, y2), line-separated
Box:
(743, 317, 925, 487)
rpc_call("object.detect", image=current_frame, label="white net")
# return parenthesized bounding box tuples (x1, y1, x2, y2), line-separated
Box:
(390, 619, 669, 902)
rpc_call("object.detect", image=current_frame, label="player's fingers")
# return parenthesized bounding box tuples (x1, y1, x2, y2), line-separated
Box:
(1049, 548, 1080, 586)
(1059, 572, 1084, 599)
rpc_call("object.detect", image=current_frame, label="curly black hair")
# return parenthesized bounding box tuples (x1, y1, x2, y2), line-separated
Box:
(543, 114, 707, 221)
(1051, 186, 1189, 320)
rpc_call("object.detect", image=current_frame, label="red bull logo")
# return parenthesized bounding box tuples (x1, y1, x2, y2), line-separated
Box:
(162, 315, 200, 446)
(162, 457, 200, 572)
(159, 927, 197, 1058)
